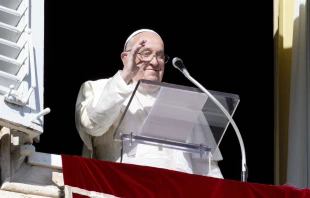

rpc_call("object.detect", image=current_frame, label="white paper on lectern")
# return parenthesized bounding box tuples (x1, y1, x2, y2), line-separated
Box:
(138, 86, 208, 142)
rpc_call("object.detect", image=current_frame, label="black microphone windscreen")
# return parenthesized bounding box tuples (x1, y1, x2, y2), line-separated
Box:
(172, 57, 186, 71)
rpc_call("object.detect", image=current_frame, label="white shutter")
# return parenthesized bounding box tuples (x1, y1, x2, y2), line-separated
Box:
(0, 0, 48, 142)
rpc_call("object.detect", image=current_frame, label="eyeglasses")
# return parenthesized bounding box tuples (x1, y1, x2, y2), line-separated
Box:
(126, 50, 170, 64)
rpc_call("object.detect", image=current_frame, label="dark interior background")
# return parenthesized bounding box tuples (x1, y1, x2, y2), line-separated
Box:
(35, 1, 274, 184)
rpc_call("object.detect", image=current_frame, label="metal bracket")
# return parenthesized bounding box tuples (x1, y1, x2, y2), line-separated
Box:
(199, 144, 211, 159)
(200, 144, 204, 159)
(31, 108, 51, 125)
(129, 132, 133, 147)
(4, 85, 35, 106)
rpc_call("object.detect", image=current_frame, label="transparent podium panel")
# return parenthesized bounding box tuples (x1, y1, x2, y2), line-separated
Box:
(113, 79, 240, 158)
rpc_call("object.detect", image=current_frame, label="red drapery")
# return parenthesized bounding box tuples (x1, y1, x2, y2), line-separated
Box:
(61, 154, 310, 198)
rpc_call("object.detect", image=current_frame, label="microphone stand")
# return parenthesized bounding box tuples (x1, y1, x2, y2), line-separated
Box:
(172, 58, 248, 182)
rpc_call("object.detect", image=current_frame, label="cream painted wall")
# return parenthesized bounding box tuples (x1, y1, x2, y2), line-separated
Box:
(273, 0, 294, 185)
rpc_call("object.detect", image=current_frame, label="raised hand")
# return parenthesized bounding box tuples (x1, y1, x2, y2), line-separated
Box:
(121, 39, 146, 84)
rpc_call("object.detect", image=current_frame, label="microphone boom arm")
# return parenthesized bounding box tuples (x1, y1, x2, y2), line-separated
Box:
(173, 58, 248, 182)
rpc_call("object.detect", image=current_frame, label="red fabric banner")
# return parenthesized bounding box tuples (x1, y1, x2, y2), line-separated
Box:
(61, 154, 310, 198)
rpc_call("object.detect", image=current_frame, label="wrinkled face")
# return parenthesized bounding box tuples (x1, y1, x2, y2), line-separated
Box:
(124, 32, 165, 83)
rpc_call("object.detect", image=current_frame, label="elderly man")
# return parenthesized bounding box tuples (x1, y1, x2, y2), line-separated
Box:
(75, 29, 223, 178)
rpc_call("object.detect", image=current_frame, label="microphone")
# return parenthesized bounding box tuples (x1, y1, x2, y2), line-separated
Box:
(172, 57, 187, 73)
(172, 57, 248, 182)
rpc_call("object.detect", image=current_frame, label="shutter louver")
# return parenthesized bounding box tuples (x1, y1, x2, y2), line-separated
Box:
(0, 0, 48, 143)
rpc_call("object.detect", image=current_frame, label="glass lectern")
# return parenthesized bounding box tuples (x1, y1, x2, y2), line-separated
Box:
(113, 79, 240, 174)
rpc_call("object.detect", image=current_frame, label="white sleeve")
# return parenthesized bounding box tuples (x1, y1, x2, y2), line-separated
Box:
(75, 71, 135, 138)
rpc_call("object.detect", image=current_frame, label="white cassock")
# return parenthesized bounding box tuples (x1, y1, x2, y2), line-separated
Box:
(75, 70, 224, 179)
